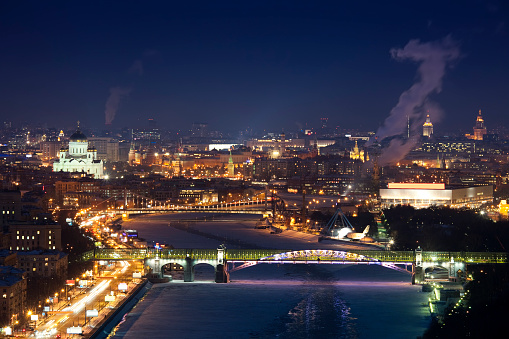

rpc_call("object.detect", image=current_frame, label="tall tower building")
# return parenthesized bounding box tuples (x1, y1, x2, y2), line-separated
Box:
(473, 109, 487, 140)
(227, 150, 235, 177)
(422, 114, 433, 138)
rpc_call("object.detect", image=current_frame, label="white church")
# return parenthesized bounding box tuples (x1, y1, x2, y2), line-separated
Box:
(53, 126, 104, 179)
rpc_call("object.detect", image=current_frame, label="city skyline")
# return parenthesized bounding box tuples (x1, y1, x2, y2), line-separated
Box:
(1, 2, 509, 335)
(1, 1, 509, 134)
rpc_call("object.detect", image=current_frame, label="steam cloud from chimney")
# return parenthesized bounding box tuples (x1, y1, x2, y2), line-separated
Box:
(104, 86, 132, 125)
(104, 58, 146, 125)
(373, 36, 460, 166)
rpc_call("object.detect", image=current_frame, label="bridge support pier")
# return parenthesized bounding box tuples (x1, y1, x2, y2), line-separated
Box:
(413, 247, 424, 284)
(412, 265, 424, 284)
(184, 257, 195, 282)
(215, 264, 229, 283)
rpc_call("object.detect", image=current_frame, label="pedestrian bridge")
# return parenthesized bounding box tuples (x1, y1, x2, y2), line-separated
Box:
(84, 248, 507, 264)
(83, 248, 507, 283)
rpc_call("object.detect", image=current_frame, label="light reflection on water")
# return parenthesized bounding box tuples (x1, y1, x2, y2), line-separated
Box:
(254, 285, 358, 339)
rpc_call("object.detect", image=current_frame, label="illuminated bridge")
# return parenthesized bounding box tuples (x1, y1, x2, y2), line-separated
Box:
(83, 248, 507, 283)
(116, 198, 269, 215)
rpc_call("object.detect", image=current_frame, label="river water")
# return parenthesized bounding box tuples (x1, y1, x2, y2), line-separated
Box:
(109, 214, 430, 339)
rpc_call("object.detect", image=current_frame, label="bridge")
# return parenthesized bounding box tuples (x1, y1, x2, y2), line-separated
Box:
(118, 200, 270, 215)
(93, 189, 290, 217)
(84, 248, 507, 284)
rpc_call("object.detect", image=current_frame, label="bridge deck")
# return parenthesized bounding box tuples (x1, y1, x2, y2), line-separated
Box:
(84, 248, 508, 264)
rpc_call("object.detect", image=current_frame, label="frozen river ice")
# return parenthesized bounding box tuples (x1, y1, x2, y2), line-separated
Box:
(109, 213, 430, 338)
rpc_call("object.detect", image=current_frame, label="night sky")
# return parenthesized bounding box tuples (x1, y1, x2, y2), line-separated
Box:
(1, 1, 508, 134)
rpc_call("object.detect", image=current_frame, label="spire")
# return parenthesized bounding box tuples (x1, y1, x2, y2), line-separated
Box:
(407, 115, 410, 139)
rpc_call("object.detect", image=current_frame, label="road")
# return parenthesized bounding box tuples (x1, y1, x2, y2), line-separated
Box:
(32, 260, 138, 338)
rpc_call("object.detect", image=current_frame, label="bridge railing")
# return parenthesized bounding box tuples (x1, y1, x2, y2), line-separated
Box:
(355, 251, 415, 262)
(93, 248, 150, 260)
(82, 250, 95, 261)
(158, 249, 218, 260)
(226, 249, 292, 261)
(422, 251, 507, 264)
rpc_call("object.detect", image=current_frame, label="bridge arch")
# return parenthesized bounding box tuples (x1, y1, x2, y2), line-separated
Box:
(227, 249, 414, 275)
(259, 250, 378, 262)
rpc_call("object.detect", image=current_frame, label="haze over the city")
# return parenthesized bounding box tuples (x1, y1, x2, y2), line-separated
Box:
(1, 1, 508, 133)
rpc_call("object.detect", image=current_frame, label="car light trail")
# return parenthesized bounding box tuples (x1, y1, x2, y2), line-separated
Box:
(68, 279, 111, 314)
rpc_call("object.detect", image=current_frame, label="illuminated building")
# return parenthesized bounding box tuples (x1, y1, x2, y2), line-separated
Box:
(500, 200, 509, 217)
(422, 114, 433, 138)
(227, 150, 235, 177)
(9, 222, 62, 251)
(52, 126, 104, 179)
(473, 109, 487, 140)
(16, 250, 67, 278)
(380, 183, 493, 209)
(349, 140, 367, 162)
(246, 138, 334, 151)
(41, 140, 63, 160)
(417, 138, 475, 156)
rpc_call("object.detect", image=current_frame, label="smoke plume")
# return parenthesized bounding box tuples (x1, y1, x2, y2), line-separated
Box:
(104, 87, 132, 125)
(128, 60, 144, 75)
(373, 36, 460, 165)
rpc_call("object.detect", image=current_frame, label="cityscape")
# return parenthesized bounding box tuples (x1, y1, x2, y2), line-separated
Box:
(1, 1, 509, 339)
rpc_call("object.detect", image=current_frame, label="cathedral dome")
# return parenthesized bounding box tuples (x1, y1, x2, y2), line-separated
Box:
(69, 129, 87, 142)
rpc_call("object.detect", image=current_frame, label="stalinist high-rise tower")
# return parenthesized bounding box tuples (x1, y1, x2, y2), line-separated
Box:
(473, 109, 487, 140)
(422, 114, 433, 138)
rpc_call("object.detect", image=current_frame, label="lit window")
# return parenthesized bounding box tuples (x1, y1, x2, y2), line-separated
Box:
(37, 231, 40, 234)
(33, 268, 36, 271)
(16, 236, 19, 240)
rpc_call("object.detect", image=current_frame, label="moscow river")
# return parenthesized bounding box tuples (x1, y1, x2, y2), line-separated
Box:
(109, 214, 430, 339)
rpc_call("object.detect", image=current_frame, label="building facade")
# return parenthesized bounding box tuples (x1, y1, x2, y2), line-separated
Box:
(0, 190, 21, 226)
(380, 183, 493, 209)
(473, 110, 487, 140)
(9, 223, 62, 251)
(0, 266, 26, 327)
(423, 114, 433, 138)
(16, 250, 68, 278)
(53, 128, 104, 179)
